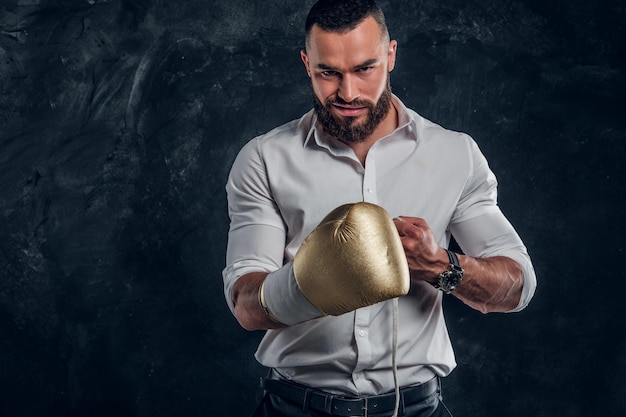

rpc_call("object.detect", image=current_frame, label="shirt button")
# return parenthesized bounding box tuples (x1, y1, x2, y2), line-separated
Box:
(358, 330, 367, 337)
(366, 188, 372, 193)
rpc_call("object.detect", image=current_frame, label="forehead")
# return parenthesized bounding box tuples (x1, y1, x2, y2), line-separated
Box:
(306, 16, 387, 65)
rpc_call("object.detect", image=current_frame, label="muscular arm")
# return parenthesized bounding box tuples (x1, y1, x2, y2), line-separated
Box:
(394, 216, 525, 314)
(445, 253, 522, 313)
(231, 272, 285, 331)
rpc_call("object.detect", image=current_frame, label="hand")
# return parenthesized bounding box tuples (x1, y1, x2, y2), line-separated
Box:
(394, 216, 527, 313)
(393, 216, 448, 283)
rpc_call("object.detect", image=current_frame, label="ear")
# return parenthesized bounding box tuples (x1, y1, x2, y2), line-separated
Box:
(301, 49, 311, 78)
(387, 40, 398, 73)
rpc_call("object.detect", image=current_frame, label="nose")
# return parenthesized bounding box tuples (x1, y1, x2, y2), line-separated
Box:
(338, 74, 359, 103)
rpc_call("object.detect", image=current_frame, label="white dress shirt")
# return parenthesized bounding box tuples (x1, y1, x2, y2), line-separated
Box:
(223, 96, 536, 396)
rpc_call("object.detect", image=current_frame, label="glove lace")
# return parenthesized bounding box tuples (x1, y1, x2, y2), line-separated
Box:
(391, 297, 400, 417)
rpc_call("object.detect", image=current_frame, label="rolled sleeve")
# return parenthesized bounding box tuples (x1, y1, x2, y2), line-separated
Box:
(449, 140, 536, 312)
(451, 210, 537, 312)
(222, 139, 287, 313)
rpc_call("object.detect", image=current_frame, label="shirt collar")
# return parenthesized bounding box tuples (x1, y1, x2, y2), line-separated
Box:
(303, 94, 418, 149)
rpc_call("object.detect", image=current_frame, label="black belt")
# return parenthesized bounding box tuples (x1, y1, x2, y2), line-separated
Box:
(261, 376, 439, 416)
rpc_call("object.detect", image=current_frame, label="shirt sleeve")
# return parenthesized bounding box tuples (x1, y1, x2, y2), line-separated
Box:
(449, 139, 537, 312)
(222, 139, 287, 314)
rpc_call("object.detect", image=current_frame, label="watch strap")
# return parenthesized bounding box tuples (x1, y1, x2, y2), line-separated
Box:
(447, 250, 461, 270)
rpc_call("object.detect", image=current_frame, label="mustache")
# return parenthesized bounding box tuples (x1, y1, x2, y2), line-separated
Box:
(326, 96, 374, 108)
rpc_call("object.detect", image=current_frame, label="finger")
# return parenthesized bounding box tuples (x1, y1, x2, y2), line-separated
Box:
(393, 217, 409, 236)
(395, 221, 426, 241)
(397, 216, 426, 227)
(399, 235, 421, 255)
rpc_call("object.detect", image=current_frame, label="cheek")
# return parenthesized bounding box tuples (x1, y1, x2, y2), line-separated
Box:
(312, 79, 337, 102)
(367, 74, 389, 99)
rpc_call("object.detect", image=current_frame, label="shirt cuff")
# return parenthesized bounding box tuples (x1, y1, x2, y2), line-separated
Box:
(502, 252, 537, 313)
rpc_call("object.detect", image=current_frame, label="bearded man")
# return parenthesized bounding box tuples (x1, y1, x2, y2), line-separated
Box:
(223, 1, 536, 416)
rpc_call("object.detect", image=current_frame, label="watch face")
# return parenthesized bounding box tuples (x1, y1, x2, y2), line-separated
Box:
(448, 271, 462, 287)
(439, 270, 463, 293)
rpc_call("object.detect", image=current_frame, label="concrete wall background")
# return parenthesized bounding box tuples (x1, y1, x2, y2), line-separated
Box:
(1, 0, 624, 415)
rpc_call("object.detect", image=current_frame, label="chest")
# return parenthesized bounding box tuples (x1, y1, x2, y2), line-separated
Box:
(266, 138, 470, 254)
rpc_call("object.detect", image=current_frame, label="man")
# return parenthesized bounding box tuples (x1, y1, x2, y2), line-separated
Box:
(223, 1, 536, 416)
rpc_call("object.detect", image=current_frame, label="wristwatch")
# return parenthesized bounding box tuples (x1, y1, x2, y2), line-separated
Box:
(434, 250, 464, 294)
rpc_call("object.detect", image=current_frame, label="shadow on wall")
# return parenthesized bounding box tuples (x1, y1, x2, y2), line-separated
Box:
(0, 1, 307, 416)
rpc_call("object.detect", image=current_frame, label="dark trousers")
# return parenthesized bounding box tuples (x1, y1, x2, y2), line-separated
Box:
(250, 382, 454, 417)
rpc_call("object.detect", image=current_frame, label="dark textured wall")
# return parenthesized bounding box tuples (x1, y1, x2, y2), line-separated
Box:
(1, 0, 624, 416)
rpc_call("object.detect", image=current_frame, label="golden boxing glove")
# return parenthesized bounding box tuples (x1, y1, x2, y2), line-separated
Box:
(293, 202, 410, 316)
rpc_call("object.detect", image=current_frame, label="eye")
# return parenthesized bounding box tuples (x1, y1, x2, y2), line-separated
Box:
(321, 70, 339, 77)
(357, 66, 373, 73)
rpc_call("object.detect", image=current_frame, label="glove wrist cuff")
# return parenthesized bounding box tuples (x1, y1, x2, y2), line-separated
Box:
(262, 262, 323, 325)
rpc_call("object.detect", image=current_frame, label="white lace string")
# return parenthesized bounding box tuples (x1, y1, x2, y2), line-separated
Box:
(391, 297, 400, 417)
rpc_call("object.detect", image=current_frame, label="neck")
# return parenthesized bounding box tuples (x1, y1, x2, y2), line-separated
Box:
(346, 101, 398, 166)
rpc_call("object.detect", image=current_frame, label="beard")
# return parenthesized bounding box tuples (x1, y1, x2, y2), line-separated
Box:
(313, 82, 392, 144)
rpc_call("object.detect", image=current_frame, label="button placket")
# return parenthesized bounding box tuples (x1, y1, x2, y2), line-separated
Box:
(362, 151, 377, 204)
(353, 307, 372, 392)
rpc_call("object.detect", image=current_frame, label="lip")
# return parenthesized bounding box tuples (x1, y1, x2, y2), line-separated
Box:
(332, 104, 367, 118)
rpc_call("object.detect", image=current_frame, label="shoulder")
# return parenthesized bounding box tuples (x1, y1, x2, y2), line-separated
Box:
(404, 107, 477, 154)
(248, 110, 315, 151)
(231, 110, 314, 168)
(400, 105, 491, 181)
(393, 95, 474, 149)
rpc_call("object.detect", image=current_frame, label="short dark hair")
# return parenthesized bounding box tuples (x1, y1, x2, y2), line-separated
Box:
(304, 0, 389, 48)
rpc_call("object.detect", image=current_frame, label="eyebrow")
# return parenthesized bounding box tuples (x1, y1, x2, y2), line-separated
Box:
(316, 58, 380, 72)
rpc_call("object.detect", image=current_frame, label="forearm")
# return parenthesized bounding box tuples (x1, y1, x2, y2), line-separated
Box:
(452, 254, 524, 314)
(231, 272, 285, 331)
(448, 210, 535, 312)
